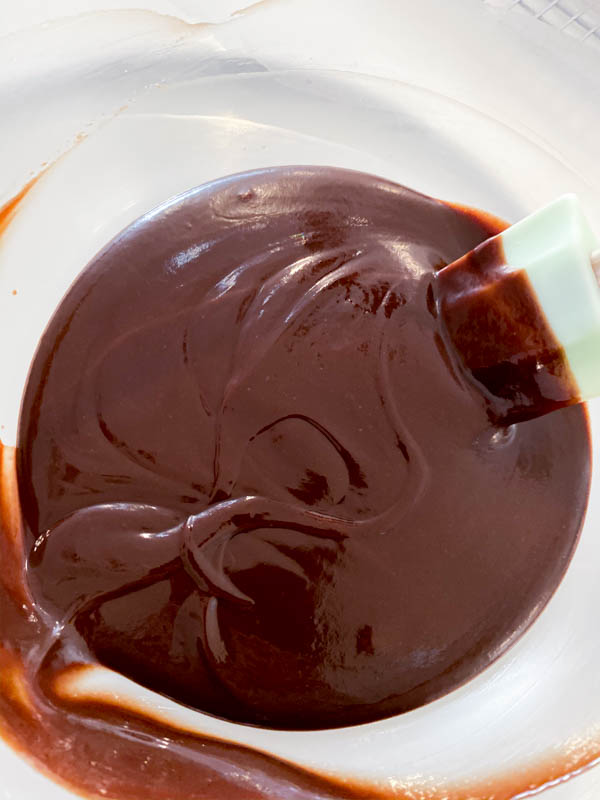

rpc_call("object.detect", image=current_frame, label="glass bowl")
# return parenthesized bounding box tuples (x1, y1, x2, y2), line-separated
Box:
(1, 4, 600, 798)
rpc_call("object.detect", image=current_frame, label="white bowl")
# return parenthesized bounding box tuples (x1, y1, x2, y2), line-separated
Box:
(2, 3, 600, 798)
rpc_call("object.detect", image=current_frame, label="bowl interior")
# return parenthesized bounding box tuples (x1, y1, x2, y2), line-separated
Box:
(2, 43, 600, 800)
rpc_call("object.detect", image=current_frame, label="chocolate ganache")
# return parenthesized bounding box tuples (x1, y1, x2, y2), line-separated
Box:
(15, 166, 590, 736)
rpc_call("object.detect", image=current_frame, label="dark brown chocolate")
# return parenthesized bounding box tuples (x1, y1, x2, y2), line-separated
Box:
(0, 167, 592, 798)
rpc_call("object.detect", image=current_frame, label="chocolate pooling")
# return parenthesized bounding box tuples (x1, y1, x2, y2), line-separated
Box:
(0, 167, 588, 800)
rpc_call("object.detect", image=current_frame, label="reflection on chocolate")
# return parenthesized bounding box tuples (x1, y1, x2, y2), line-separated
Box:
(0, 167, 592, 797)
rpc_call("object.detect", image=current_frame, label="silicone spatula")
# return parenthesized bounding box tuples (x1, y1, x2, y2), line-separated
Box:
(435, 195, 600, 425)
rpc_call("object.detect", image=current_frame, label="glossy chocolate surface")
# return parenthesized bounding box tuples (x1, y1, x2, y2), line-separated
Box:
(16, 167, 590, 730)
(0, 166, 591, 799)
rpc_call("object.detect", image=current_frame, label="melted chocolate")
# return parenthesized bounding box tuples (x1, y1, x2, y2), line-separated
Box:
(16, 166, 590, 730)
(0, 166, 592, 798)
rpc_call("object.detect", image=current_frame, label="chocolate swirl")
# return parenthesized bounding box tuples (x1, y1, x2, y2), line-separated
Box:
(17, 167, 590, 732)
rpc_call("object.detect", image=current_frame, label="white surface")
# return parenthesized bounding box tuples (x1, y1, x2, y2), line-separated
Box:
(1, 2, 600, 799)
(0, 0, 257, 31)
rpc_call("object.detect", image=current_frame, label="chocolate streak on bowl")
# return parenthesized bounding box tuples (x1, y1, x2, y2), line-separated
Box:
(0, 166, 594, 798)
(0, 174, 41, 239)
